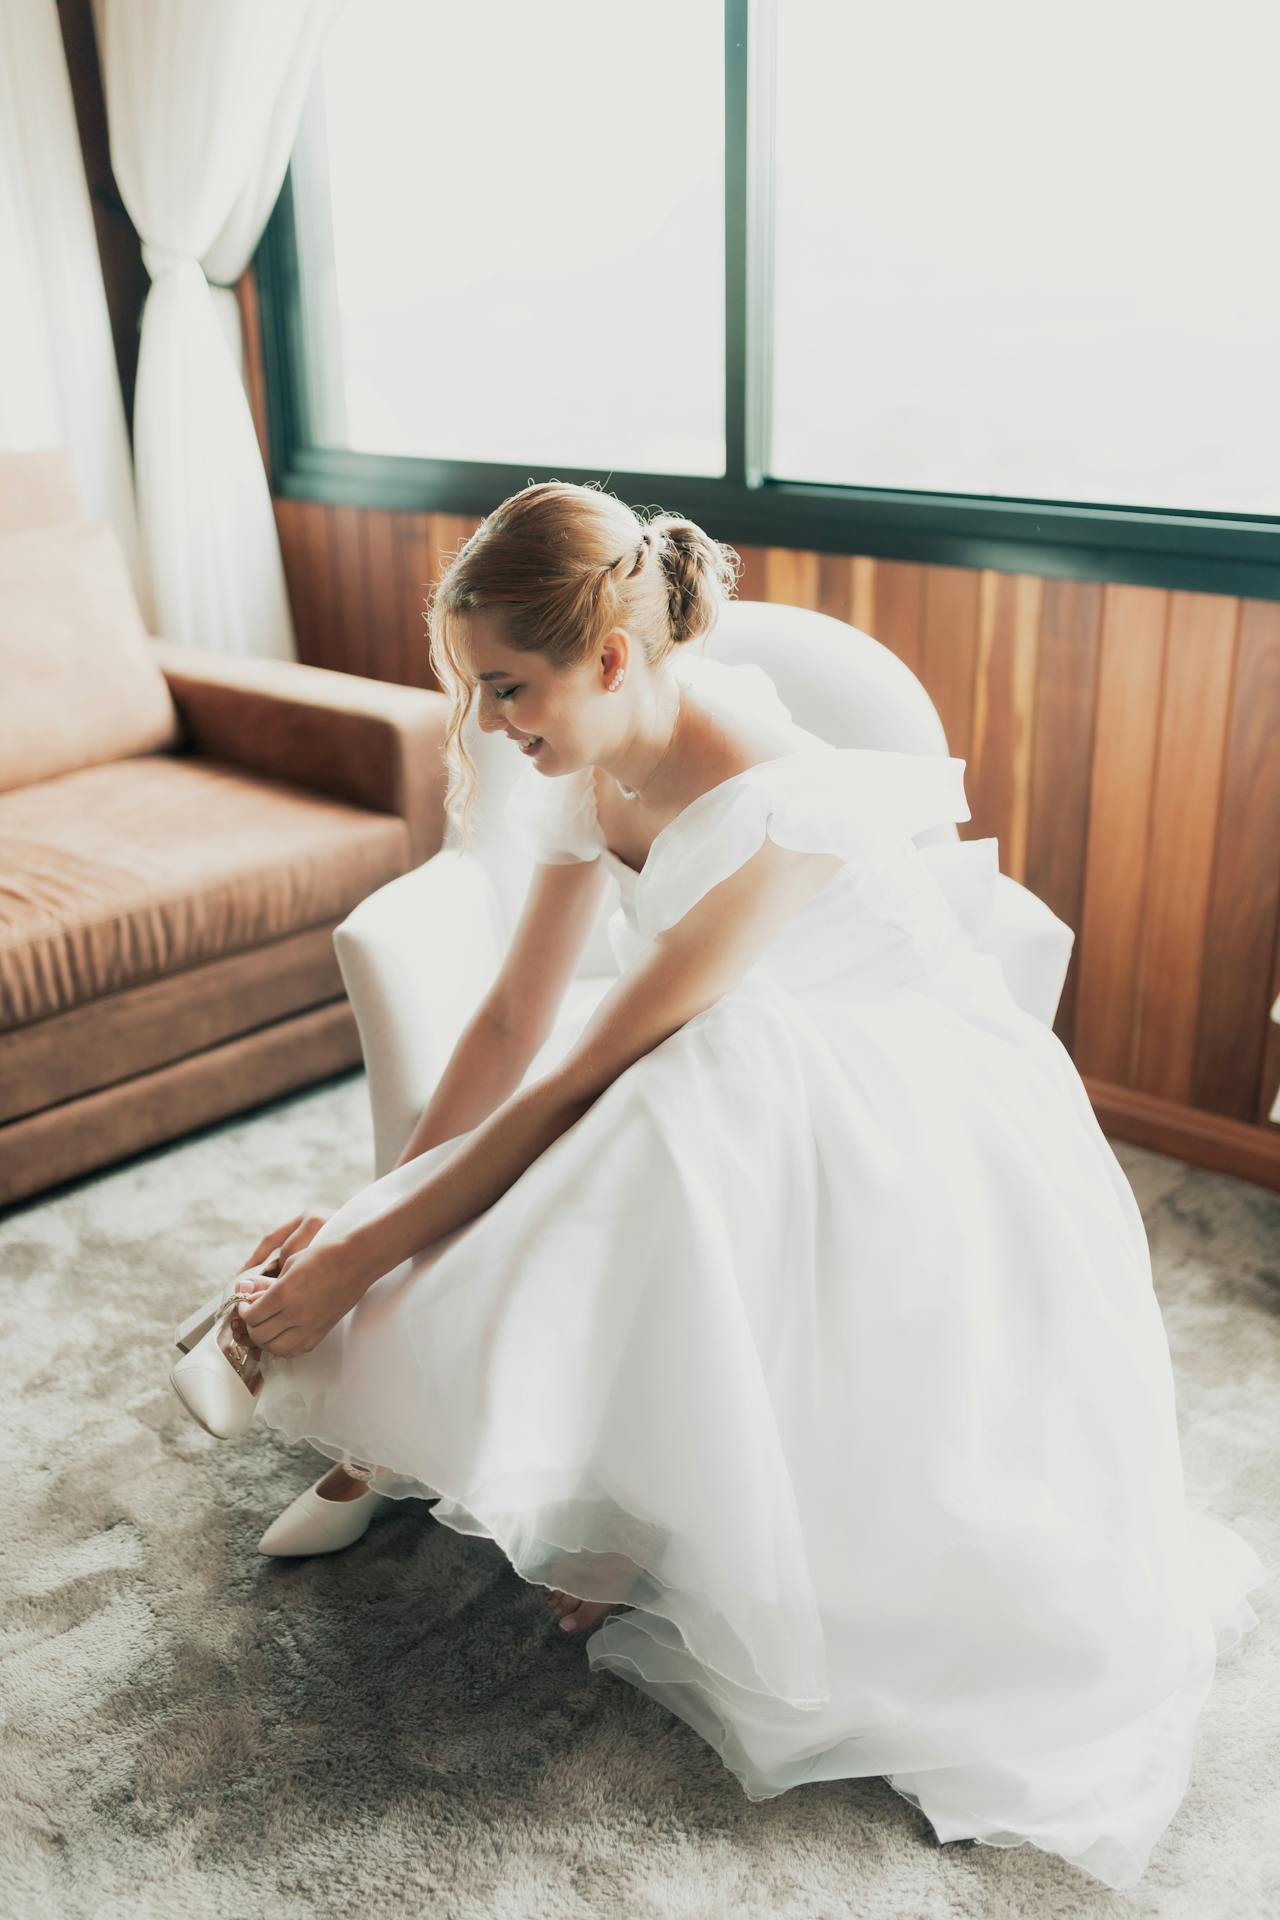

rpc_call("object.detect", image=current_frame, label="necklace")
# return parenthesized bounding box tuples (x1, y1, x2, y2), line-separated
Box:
(613, 680, 684, 802)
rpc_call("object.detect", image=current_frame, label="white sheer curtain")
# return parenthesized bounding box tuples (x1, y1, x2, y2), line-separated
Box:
(0, 0, 149, 616)
(91, 0, 348, 658)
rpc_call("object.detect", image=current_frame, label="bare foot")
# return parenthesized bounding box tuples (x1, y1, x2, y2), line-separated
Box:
(545, 1549, 641, 1634)
(547, 1588, 628, 1634)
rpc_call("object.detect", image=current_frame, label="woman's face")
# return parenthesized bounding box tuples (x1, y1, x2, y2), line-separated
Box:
(462, 613, 620, 773)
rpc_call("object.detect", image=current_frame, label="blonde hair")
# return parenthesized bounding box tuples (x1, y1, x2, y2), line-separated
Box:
(426, 480, 742, 847)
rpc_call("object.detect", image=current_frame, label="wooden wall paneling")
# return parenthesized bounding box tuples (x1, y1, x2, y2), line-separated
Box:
(815, 552, 857, 626)
(734, 543, 768, 603)
(1192, 598, 1280, 1120)
(867, 561, 926, 676)
(397, 512, 438, 690)
(1074, 584, 1168, 1084)
(328, 505, 369, 680)
(1134, 591, 1239, 1101)
(808, 552, 877, 639)
(296, 502, 343, 672)
(361, 511, 403, 685)
(235, 270, 270, 474)
(848, 556, 877, 636)
(431, 514, 482, 583)
(918, 564, 982, 764)
(764, 546, 820, 608)
(409, 513, 482, 687)
(272, 497, 315, 661)
(1024, 579, 1105, 1052)
(57, 0, 147, 438)
(967, 571, 1044, 883)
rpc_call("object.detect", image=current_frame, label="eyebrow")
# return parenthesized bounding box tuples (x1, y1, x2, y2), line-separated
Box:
(476, 670, 516, 683)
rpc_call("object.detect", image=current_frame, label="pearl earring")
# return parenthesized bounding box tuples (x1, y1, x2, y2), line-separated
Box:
(608, 672, 625, 690)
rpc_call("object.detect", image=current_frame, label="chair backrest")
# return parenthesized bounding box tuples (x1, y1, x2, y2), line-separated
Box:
(450, 599, 959, 979)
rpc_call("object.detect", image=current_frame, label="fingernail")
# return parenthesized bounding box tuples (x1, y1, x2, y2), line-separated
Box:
(559, 1616, 577, 1632)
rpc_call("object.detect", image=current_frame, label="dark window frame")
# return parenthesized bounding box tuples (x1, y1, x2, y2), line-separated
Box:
(254, 0, 1280, 603)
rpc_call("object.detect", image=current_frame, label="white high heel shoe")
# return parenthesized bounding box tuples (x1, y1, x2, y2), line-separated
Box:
(174, 1289, 226, 1354)
(257, 1463, 388, 1556)
(173, 1247, 282, 1354)
(169, 1252, 281, 1441)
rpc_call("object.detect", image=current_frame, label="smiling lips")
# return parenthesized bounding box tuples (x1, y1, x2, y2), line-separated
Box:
(513, 735, 543, 754)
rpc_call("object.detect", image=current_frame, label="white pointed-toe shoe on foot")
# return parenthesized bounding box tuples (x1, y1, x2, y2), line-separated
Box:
(257, 1465, 388, 1557)
(169, 1254, 280, 1441)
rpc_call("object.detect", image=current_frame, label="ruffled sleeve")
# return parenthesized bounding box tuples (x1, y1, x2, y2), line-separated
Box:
(501, 759, 601, 865)
(634, 745, 970, 942)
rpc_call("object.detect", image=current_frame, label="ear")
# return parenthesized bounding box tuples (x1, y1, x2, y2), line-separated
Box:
(599, 627, 632, 684)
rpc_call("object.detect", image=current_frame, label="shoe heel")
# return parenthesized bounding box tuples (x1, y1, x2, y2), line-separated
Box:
(173, 1290, 226, 1351)
(175, 1249, 282, 1352)
(174, 1288, 224, 1354)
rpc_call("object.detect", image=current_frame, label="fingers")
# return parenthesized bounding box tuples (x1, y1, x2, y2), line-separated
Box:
(236, 1205, 331, 1282)
(238, 1290, 286, 1334)
(234, 1300, 303, 1355)
(248, 1320, 312, 1359)
(238, 1217, 305, 1273)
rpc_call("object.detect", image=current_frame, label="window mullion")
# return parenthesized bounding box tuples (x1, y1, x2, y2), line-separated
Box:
(726, 0, 776, 491)
(742, 0, 778, 491)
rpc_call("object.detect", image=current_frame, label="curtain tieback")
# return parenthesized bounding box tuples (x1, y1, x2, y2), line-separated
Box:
(140, 240, 237, 290)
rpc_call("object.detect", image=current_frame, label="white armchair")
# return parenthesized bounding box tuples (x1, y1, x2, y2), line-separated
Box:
(333, 601, 1075, 1179)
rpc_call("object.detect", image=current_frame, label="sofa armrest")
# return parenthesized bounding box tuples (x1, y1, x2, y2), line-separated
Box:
(150, 639, 448, 866)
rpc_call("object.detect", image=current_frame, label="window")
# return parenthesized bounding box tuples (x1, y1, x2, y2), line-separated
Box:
(772, 0, 1279, 516)
(289, 0, 724, 474)
(256, 0, 1280, 599)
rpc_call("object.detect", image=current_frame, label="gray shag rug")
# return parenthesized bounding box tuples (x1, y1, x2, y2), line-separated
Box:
(1, 1068, 1275, 1920)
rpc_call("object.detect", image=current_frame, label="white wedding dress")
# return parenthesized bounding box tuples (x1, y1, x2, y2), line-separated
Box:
(252, 652, 1269, 1891)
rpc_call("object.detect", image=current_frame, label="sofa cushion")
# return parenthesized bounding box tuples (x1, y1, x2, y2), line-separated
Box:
(0, 520, 181, 792)
(0, 753, 412, 1028)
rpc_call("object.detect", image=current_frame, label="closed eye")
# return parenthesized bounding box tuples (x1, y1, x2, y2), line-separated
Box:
(494, 686, 521, 702)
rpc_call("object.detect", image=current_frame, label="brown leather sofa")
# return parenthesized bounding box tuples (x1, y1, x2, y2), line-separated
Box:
(0, 451, 447, 1209)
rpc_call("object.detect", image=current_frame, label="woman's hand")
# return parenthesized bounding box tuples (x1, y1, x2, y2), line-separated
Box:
(236, 1233, 370, 1359)
(237, 1209, 334, 1278)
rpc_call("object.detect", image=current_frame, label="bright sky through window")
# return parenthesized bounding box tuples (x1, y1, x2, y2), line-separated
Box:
(772, 0, 1279, 514)
(292, 0, 725, 475)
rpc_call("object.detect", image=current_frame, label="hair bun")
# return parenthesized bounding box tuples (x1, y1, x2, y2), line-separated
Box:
(648, 516, 739, 646)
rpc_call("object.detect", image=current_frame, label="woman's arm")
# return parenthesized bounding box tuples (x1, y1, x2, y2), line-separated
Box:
(323, 1072, 595, 1288)
(241, 1068, 595, 1355)
(393, 857, 609, 1168)
(328, 835, 841, 1294)
(242, 837, 841, 1356)
(391, 1003, 540, 1168)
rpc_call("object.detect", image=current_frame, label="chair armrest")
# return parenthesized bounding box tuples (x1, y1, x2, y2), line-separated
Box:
(332, 849, 506, 1179)
(150, 639, 448, 867)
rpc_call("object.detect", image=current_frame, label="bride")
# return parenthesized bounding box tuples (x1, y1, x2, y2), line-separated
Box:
(170, 479, 1268, 1891)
